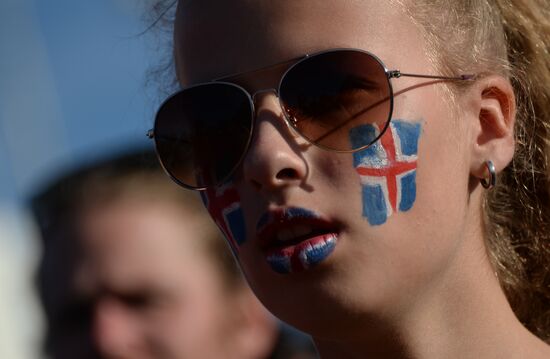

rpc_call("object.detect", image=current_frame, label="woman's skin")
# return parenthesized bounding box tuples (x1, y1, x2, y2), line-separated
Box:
(174, 1, 550, 358)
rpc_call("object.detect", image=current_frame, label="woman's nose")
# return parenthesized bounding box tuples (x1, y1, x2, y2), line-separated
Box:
(242, 92, 308, 193)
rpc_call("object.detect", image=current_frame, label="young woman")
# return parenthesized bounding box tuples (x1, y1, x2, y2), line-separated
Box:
(148, 0, 550, 357)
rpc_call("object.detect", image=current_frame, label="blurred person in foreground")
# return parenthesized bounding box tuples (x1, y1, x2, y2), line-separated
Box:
(32, 150, 318, 359)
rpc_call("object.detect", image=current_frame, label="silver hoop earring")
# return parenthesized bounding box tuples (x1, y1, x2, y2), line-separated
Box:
(480, 160, 496, 189)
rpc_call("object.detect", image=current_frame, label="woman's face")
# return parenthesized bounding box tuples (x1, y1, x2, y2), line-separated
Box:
(174, 0, 474, 335)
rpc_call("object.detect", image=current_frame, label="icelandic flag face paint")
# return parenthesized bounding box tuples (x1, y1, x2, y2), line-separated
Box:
(201, 182, 246, 252)
(257, 208, 339, 274)
(350, 119, 421, 226)
(266, 234, 338, 274)
(256, 207, 320, 234)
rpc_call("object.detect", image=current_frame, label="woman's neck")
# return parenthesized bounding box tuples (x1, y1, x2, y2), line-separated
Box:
(312, 226, 550, 359)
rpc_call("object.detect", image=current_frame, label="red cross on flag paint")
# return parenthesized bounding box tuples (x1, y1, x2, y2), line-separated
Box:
(350, 119, 421, 225)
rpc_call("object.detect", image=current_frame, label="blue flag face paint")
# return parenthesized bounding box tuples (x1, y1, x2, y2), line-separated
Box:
(201, 182, 247, 253)
(257, 208, 339, 274)
(350, 120, 421, 225)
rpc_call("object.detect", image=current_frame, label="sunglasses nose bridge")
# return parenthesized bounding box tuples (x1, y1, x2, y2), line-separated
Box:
(251, 88, 297, 134)
(251, 88, 278, 103)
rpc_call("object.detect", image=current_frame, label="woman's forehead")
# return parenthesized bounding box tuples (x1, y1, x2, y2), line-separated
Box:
(174, 0, 423, 85)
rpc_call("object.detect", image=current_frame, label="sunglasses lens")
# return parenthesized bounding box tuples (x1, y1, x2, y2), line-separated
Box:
(280, 50, 391, 151)
(154, 83, 253, 189)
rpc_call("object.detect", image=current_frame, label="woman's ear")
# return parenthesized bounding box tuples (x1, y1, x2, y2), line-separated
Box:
(467, 75, 516, 180)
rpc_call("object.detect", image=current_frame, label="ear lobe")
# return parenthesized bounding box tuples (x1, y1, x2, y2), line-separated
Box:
(469, 76, 516, 180)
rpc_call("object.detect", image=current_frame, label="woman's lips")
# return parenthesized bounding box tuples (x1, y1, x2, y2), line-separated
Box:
(266, 234, 338, 274)
(256, 207, 340, 274)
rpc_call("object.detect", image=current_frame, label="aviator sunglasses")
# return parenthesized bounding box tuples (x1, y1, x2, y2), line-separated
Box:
(148, 48, 474, 190)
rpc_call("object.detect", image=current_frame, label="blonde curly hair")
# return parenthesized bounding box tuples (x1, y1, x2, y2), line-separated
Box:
(398, 0, 550, 341)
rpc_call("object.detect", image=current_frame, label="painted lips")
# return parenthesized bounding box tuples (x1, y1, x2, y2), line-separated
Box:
(256, 207, 339, 274)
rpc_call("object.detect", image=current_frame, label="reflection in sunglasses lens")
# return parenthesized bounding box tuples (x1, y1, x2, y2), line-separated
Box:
(155, 83, 253, 188)
(280, 50, 391, 151)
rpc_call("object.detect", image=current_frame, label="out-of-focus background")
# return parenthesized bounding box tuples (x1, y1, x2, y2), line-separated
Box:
(0, 1, 169, 357)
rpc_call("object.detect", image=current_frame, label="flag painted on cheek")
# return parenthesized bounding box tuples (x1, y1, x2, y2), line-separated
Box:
(350, 120, 421, 225)
(200, 182, 246, 252)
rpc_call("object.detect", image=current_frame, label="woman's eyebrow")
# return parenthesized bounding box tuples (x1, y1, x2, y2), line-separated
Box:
(213, 55, 307, 82)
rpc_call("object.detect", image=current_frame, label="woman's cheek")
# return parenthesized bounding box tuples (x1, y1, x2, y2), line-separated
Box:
(198, 119, 422, 251)
(200, 181, 247, 254)
(350, 119, 422, 226)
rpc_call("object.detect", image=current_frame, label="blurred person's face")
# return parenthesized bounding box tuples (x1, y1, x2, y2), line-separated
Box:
(74, 198, 275, 359)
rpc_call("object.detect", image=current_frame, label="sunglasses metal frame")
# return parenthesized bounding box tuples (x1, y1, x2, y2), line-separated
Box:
(147, 48, 475, 190)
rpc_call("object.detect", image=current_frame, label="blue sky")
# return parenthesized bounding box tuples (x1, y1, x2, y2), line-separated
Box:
(0, 0, 173, 207)
(0, 2, 175, 355)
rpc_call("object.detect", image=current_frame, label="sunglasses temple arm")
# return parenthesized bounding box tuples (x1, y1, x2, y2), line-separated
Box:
(311, 72, 476, 144)
(389, 70, 476, 81)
